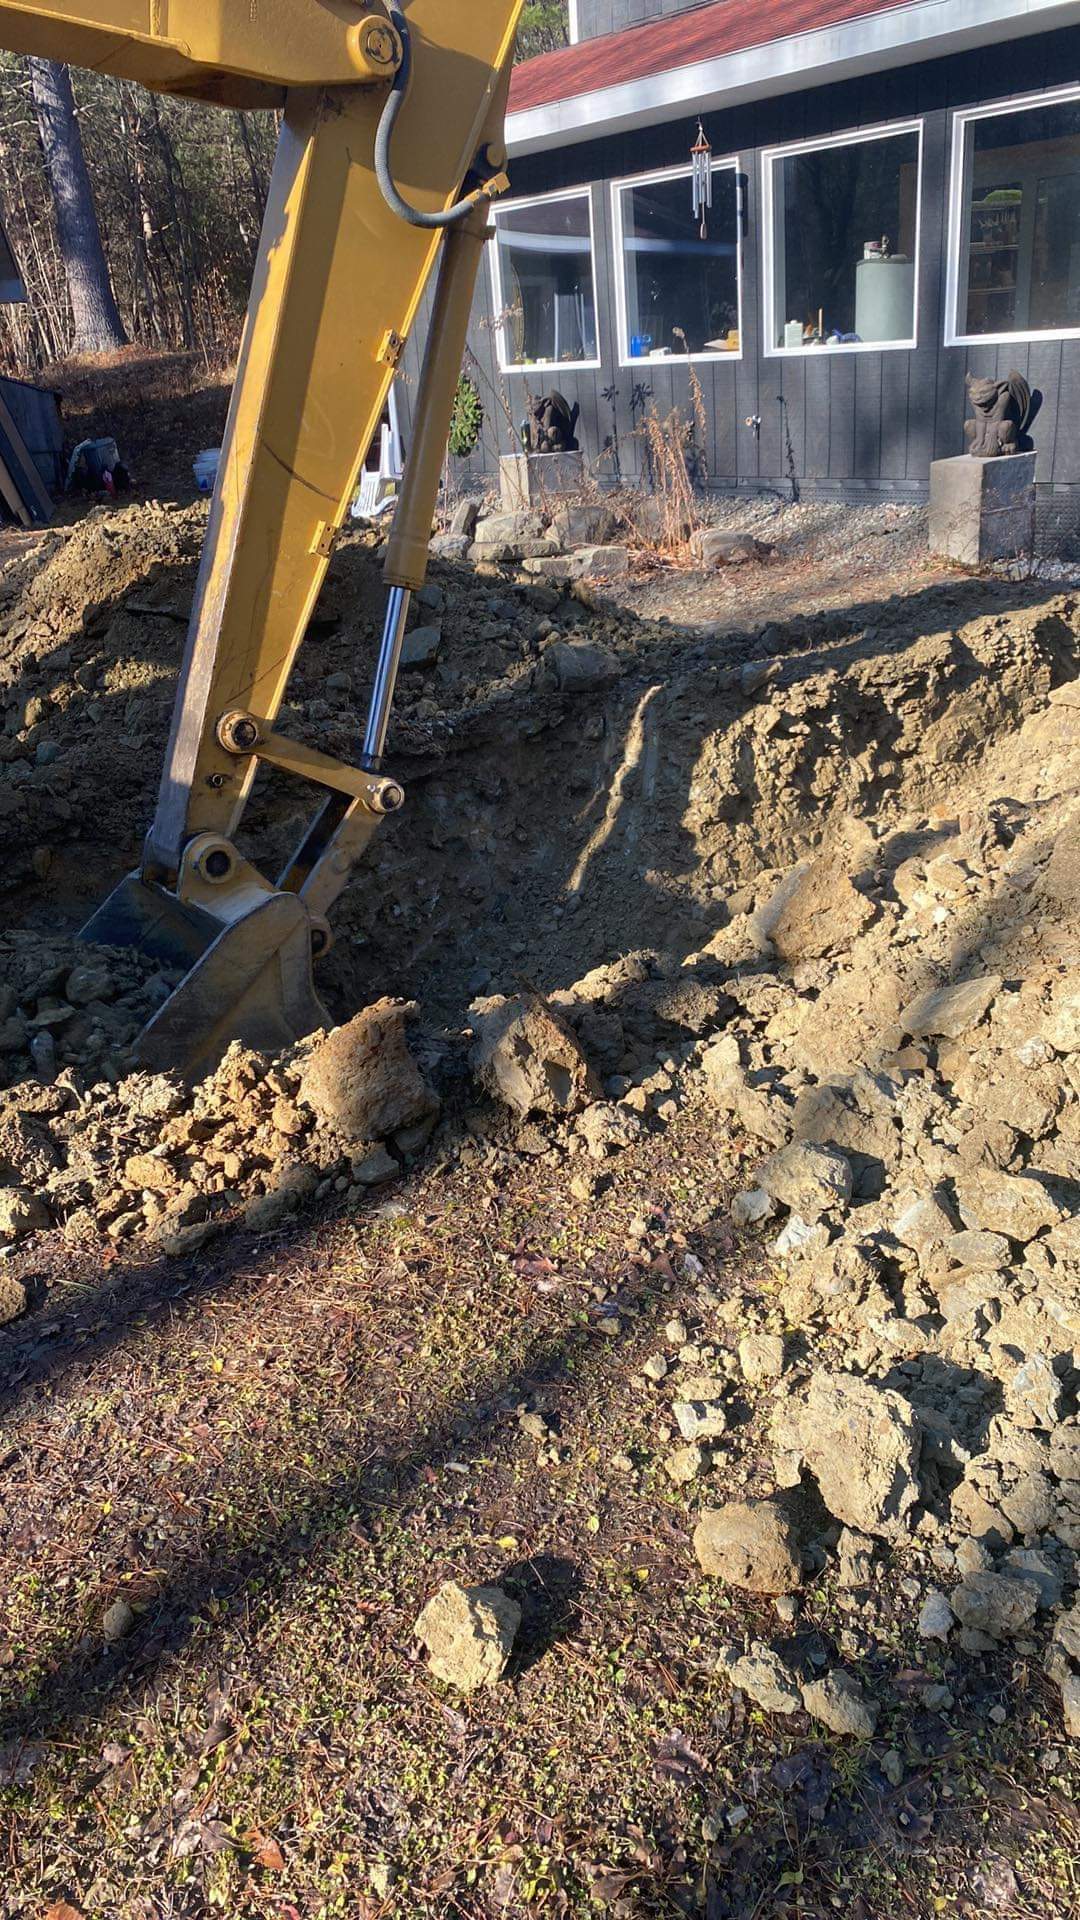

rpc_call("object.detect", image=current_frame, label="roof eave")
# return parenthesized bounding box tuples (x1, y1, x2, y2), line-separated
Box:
(505, 0, 1080, 155)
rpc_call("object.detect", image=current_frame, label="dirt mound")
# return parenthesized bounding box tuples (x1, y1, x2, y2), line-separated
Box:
(0, 493, 1078, 1270)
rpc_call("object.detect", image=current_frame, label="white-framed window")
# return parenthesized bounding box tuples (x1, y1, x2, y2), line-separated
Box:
(488, 186, 601, 374)
(762, 121, 923, 355)
(946, 85, 1080, 346)
(611, 157, 743, 365)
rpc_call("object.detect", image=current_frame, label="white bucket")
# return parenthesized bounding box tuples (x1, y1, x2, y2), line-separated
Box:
(193, 448, 221, 494)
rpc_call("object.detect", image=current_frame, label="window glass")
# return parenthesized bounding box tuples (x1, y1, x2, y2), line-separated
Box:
(960, 100, 1080, 337)
(770, 130, 919, 349)
(493, 194, 597, 368)
(619, 167, 740, 358)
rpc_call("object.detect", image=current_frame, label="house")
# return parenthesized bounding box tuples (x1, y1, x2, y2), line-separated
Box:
(0, 220, 63, 508)
(398, 0, 1080, 534)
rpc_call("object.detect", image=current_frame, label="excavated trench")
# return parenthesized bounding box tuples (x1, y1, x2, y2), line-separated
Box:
(0, 501, 1078, 1064)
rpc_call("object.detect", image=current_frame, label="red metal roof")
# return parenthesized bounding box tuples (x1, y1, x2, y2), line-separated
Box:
(508, 0, 914, 114)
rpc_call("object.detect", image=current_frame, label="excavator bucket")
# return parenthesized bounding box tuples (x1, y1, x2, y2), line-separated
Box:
(83, 875, 330, 1080)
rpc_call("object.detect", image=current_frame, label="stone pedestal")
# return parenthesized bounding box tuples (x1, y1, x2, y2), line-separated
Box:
(929, 451, 1035, 565)
(499, 449, 584, 512)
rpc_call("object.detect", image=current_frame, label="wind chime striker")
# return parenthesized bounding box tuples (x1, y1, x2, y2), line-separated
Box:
(691, 121, 712, 239)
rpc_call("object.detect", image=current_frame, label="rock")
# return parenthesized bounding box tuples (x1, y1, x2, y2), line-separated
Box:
(949, 1480, 1013, 1549)
(954, 1167, 1062, 1243)
(731, 1187, 776, 1227)
(537, 637, 621, 693)
(0, 1186, 48, 1240)
(893, 1188, 958, 1261)
(665, 1443, 709, 1484)
(701, 1033, 740, 1084)
(693, 1496, 802, 1593)
(414, 1581, 521, 1693)
(1045, 976, 1080, 1053)
(740, 659, 777, 696)
(65, 963, 112, 1005)
(673, 1372, 728, 1442)
(351, 1144, 399, 1187)
(552, 502, 617, 547)
(946, 1229, 1011, 1269)
(0, 1272, 28, 1325)
(693, 528, 770, 568)
(836, 1528, 875, 1586)
(643, 1353, 669, 1384)
(1007, 1353, 1065, 1430)
(298, 1000, 438, 1145)
(899, 974, 1002, 1039)
(717, 1640, 802, 1714)
(950, 1571, 1040, 1639)
(757, 1140, 852, 1222)
(777, 1371, 922, 1540)
(401, 623, 442, 668)
(101, 1598, 135, 1642)
(1005, 1548, 1063, 1610)
(772, 1214, 830, 1258)
(470, 992, 600, 1120)
(429, 531, 470, 563)
(738, 1333, 785, 1384)
(576, 1102, 642, 1159)
(801, 1670, 878, 1739)
(243, 1163, 320, 1232)
(768, 858, 875, 962)
(567, 543, 629, 579)
(472, 509, 545, 556)
(1061, 1671, 1080, 1738)
(918, 1589, 955, 1641)
(450, 497, 480, 538)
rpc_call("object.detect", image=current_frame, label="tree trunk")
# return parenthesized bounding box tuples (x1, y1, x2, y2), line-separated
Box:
(27, 56, 127, 353)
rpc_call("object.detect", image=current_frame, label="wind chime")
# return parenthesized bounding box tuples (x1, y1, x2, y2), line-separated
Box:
(690, 120, 712, 239)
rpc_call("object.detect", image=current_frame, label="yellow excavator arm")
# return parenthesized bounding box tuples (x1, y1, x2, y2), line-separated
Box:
(0, 0, 523, 1075)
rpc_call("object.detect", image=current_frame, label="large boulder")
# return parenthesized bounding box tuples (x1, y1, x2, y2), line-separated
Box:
(693, 1496, 802, 1593)
(297, 1000, 438, 1145)
(470, 992, 601, 1120)
(415, 1581, 520, 1693)
(773, 1370, 922, 1540)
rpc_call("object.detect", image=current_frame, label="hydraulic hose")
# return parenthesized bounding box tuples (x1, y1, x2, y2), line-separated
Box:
(374, 1, 506, 228)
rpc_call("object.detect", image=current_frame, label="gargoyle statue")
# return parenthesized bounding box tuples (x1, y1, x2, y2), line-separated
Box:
(520, 390, 580, 454)
(964, 370, 1033, 457)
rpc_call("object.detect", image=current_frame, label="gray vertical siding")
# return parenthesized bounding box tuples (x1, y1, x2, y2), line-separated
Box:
(398, 28, 1080, 510)
(577, 0, 697, 38)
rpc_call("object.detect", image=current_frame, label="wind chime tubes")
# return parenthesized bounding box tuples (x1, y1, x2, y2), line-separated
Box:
(691, 121, 712, 239)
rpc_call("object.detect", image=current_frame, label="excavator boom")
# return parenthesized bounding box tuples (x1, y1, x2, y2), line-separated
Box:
(0, 0, 522, 1076)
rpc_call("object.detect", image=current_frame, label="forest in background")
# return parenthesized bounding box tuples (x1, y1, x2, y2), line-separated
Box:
(0, 1, 569, 375)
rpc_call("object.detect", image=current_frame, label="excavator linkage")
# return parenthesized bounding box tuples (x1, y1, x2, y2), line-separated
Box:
(0, 0, 522, 1075)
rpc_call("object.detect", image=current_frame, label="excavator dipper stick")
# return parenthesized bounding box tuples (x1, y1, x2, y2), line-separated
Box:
(0, 0, 521, 1076)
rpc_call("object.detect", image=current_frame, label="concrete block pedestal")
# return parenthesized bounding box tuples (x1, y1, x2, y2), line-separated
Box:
(929, 451, 1035, 565)
(500, 449, 584, 512)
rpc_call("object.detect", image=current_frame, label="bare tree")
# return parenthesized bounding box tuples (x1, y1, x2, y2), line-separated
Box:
(27, 55, 127, 352)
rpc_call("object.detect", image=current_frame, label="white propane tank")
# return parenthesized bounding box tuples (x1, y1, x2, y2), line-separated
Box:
(854, 256, 914, 343)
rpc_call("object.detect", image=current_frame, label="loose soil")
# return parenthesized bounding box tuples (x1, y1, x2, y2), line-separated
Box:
(1, 355, 1079, 1919)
